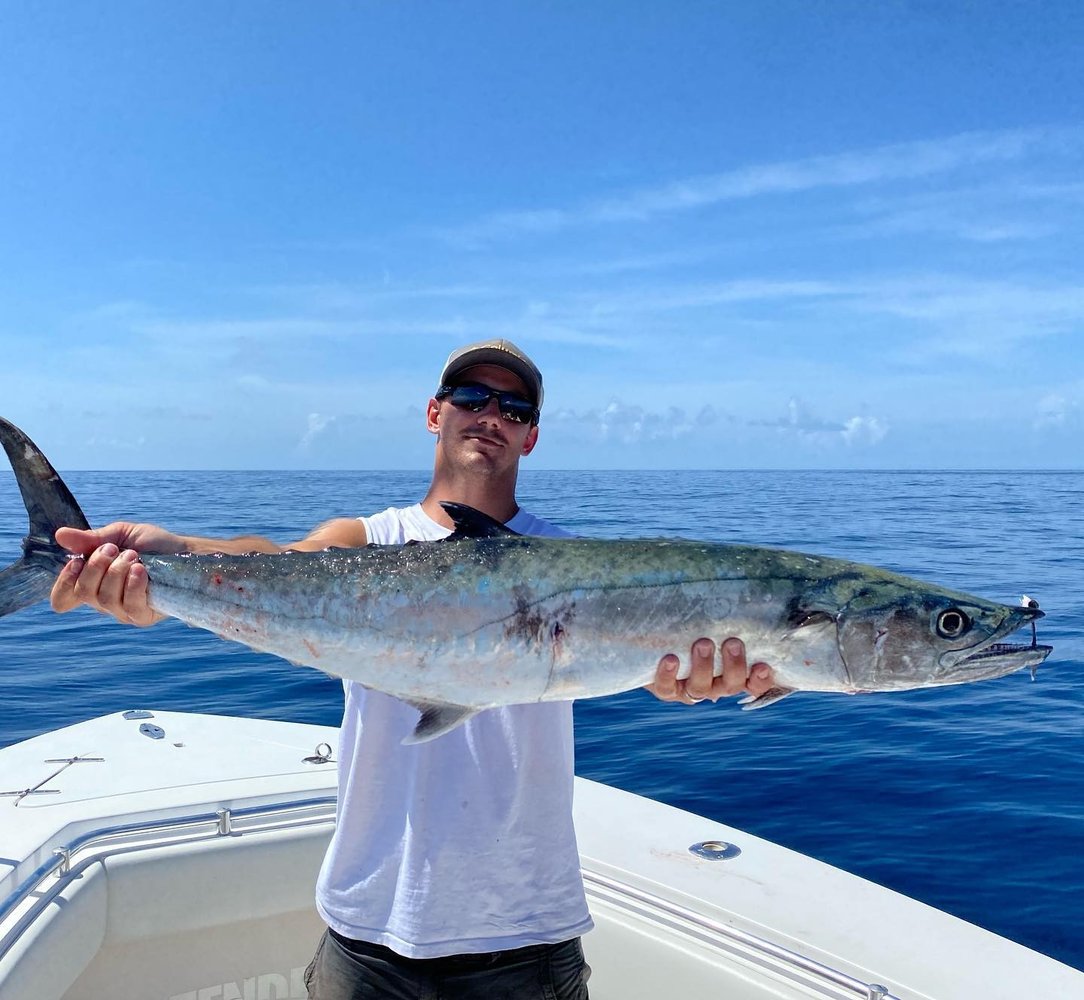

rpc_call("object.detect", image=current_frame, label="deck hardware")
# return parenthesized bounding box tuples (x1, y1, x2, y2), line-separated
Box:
(139, 723, 165, 740)
(303, 742, 335, 764)
(53, 848, 71, 876)
(122, 710, 154, 720)
(217, 808, 233, 835)
(689, 840, 741, 861)
(4, 755, 103, 804)
(868, 987, 890, 1000)
(43, 756, 105, 765)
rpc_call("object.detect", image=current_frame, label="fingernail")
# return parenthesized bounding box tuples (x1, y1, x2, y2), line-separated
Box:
(725, 638, 743, 656)
(695, 639, 713, 657)
(67, 557, 84, 577)
(754, 665, 771, 680)
(120, 549, 139, 561)
(661, 655, 678, 672)
(99, 543, 119, 558)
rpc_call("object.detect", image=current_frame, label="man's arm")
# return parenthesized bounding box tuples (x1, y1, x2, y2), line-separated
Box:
(50, 517, 368, 626)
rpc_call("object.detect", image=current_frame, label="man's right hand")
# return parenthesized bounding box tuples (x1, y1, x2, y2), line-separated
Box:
(50, 522, 184, 626)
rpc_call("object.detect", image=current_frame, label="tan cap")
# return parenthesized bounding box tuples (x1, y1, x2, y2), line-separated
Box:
(439, 338, 544, 409)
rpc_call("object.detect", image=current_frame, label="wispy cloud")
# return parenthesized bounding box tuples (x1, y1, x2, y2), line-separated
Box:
(444, 126, 1081, 245)
(1034, 393, 1078, 430)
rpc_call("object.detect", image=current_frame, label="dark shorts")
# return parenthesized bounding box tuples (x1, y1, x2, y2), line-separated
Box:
(304, 928, 591, 1000)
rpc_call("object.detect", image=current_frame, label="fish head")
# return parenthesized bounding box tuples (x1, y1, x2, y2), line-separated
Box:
(836, 582, 1052, 691)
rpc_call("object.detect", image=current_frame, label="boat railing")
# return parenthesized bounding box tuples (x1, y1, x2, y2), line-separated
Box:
(0, 795, 338, 964)
(583, 869, 899, 1000)
(3, 796, 898, 1000)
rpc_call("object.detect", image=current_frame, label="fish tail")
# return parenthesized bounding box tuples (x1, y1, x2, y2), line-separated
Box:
(0, 417, 91, 616)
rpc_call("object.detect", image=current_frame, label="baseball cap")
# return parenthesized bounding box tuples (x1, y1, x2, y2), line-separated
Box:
(439, 338, 544, 409)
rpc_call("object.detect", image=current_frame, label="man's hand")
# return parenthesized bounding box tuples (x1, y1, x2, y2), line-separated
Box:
(646, 637, 774, 705)
(50, 522, 185, 627)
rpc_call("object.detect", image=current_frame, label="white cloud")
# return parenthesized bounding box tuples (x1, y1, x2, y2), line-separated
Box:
(842, 415, 888, 446)
(546, 397, 886, 452)
(299, 412, 336, 451)
(1034, 393, 1076, 429)
(445, 126, 1080, 244)
(547, 401, 730, 446)
(755, 398, 888, 449)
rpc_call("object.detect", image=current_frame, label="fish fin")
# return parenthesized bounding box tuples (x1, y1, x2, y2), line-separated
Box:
(739, 686, 798, 711)
(401, 699, 479, 744)
(0, 561, 61, 616)
(0, 417, 91, 617)
(440, 502, 521, 539)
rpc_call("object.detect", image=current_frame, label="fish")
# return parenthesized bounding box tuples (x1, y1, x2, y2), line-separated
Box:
(0, 415, 1053, 743)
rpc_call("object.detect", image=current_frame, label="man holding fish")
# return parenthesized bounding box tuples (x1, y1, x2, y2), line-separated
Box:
(45, 339, 777, 999)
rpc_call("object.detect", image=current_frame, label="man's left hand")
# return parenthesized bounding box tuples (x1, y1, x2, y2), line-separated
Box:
(646, 637, 773, 705)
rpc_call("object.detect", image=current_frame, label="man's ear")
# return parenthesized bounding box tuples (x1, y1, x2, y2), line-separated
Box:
(426, 398, 441, 435)
(521, 424, 539, 456)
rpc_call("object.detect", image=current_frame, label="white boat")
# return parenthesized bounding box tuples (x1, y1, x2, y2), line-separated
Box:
(1, 710, 1081, 1000)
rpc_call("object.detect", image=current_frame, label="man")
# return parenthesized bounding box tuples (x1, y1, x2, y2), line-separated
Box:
(50, 339, 775, 999)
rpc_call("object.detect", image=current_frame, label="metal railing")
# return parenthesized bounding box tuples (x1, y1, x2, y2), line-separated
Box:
(0, 795, 338, 963)
(583, 869, 900, 1000)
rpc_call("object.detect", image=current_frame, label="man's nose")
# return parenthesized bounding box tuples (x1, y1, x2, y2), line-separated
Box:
(476, 397, 503, 421)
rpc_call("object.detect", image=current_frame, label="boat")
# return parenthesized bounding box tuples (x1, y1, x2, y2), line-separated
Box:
(2, 710, 1081, 1000)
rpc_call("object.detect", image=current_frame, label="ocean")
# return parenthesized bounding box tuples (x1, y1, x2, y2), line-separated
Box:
(0, 468, 1081, 972)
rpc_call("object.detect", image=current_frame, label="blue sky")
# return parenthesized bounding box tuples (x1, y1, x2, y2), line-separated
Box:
(1, 1, 1082, 470)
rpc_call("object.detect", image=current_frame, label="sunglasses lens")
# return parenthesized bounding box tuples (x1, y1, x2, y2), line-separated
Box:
(498, 398, 534, 423)
(449, 386, 492, 411)
(443, 384, 537, 424)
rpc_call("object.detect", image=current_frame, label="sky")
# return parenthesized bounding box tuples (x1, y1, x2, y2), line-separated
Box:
(1, 1, 1082, 470)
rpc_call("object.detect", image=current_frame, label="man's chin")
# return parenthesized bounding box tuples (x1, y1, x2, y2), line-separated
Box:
(457, 443, 513, 474)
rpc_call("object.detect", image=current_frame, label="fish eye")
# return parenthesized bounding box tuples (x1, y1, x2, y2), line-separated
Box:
(935, 608, 971, 639)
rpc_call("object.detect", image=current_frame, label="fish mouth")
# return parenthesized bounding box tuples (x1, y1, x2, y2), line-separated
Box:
(956, 640, 1053, 670)
(940, 606, 1052, 677)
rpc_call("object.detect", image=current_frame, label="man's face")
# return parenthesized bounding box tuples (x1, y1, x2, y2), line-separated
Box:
(428, 364, 539, 473)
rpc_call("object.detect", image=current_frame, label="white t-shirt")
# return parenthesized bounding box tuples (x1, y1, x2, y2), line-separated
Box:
(314, 503, 593, 958)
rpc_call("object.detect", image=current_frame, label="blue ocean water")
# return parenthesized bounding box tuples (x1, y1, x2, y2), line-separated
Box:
(0, 469, 1081, 971)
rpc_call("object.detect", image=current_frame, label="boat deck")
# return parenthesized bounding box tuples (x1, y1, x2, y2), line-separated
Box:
(2, 711, 1081, 1000)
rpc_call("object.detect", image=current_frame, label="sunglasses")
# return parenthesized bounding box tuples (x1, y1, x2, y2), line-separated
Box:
(436, 382, 539, 425)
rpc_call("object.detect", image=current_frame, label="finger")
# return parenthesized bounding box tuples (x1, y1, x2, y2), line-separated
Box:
(715, 637, 749, 697)
(49, 557, 85, 612)
(685, 637, 716, 702)
(97, 548, 140, 615)
(71, 543, 120, 608)
(56, 526, 109, 556)
(122, 562, 159, 627)
(649, 653, 681, 700)
(747, 662, 775, 696)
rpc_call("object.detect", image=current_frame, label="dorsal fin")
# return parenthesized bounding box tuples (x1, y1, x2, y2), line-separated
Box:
(440, 502, 520, 539)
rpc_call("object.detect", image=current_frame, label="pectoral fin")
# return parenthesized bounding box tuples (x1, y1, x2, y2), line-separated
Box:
(402, 699, 479, 744)
(738, 686, 798, 711)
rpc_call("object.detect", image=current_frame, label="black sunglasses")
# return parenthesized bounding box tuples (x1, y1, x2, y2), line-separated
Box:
(436, 382, 539, 425)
